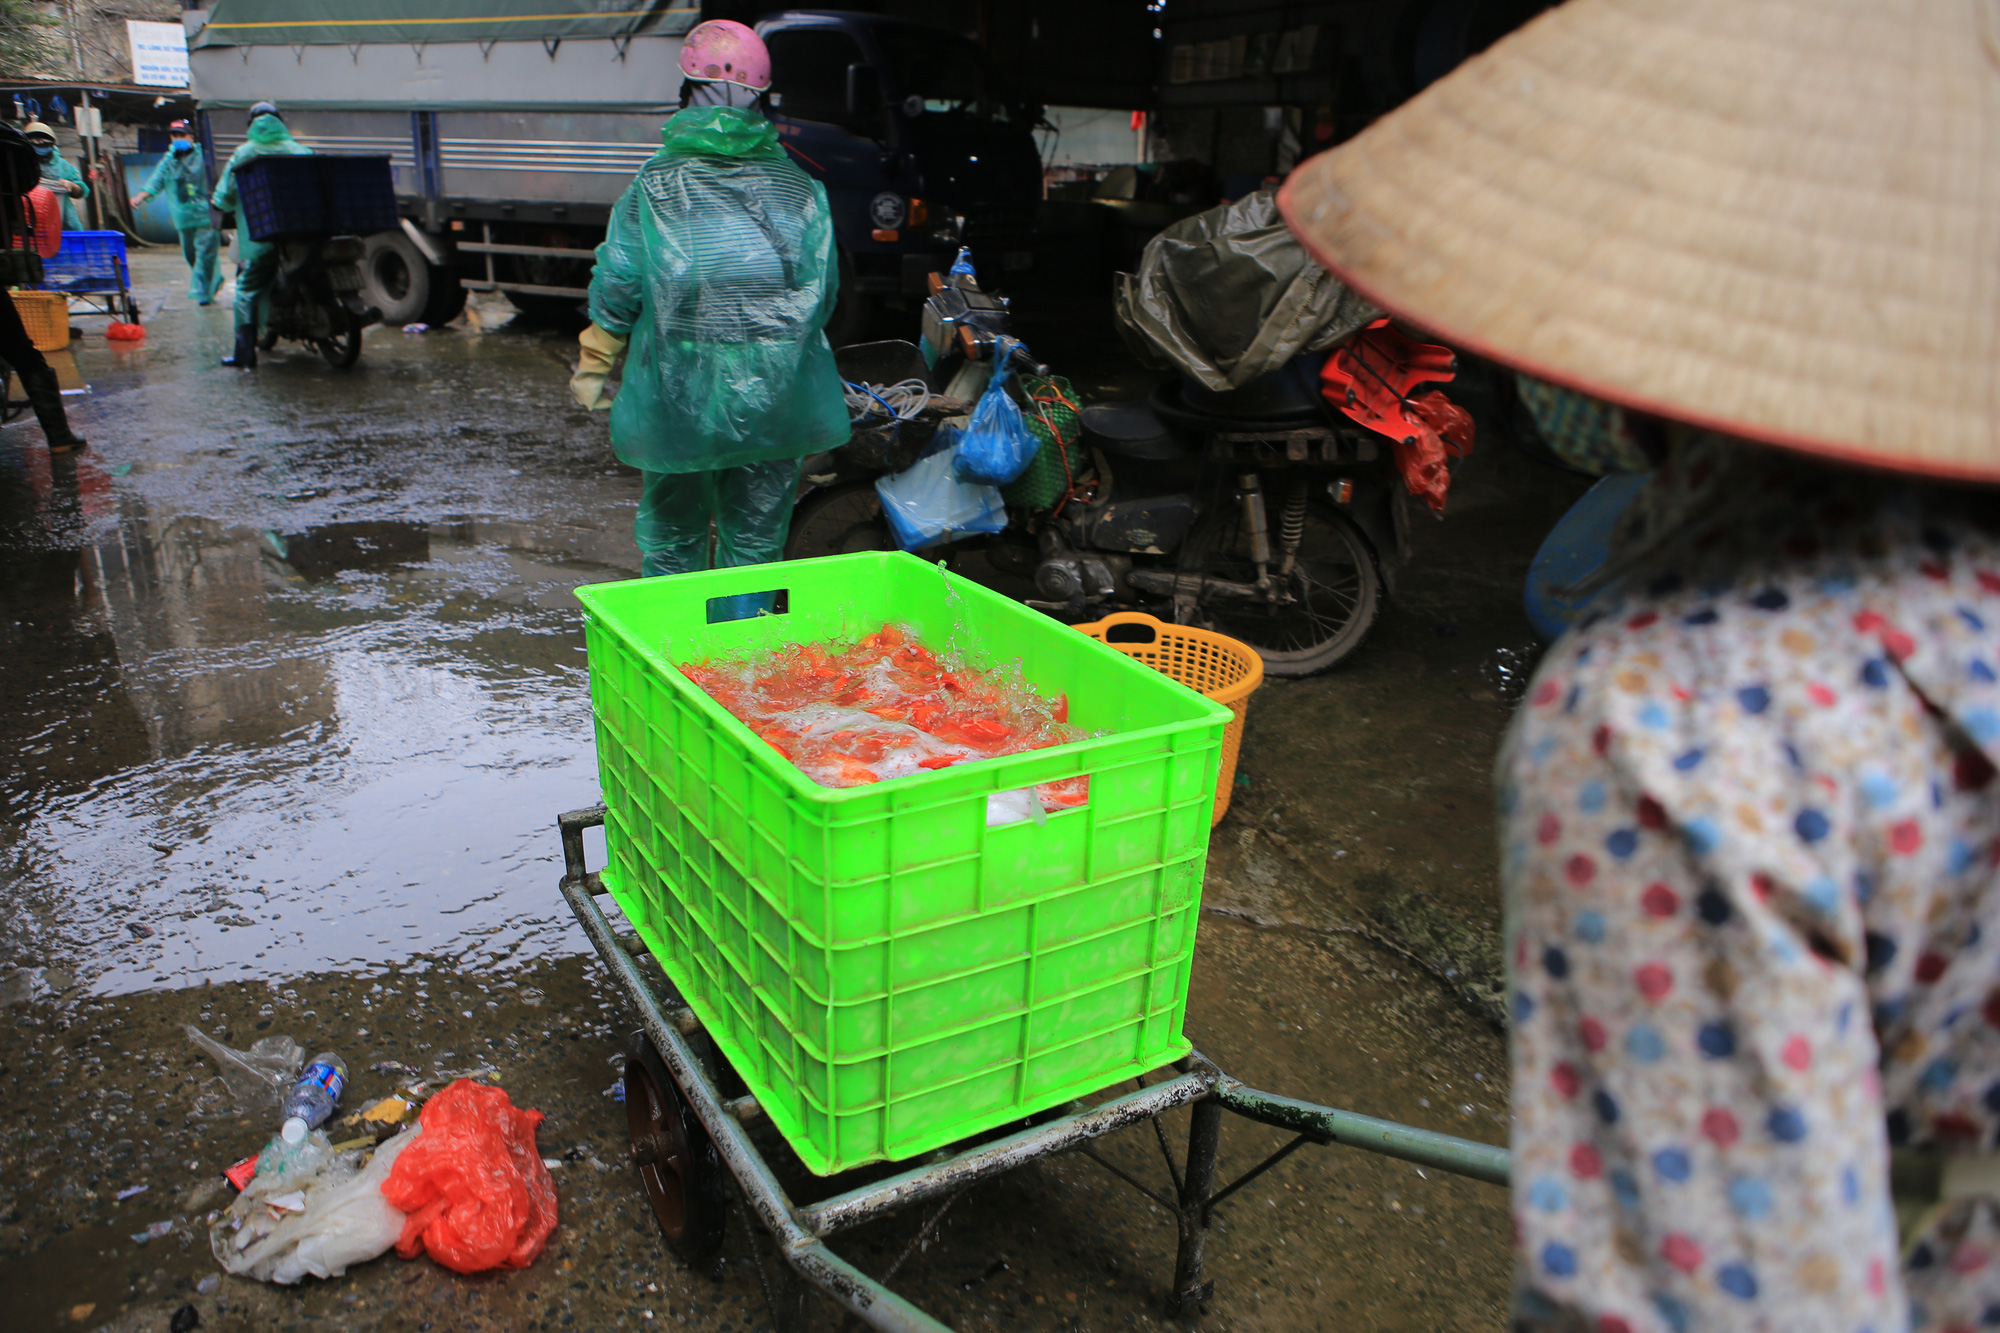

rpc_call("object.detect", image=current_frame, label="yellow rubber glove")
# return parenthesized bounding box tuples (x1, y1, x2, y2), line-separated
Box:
(571, 323, 628, 411)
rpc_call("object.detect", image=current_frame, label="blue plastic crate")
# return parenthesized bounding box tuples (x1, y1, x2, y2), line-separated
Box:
(40, 230, 128, 294)
(319, 156, 399, 235)
(236, 155, 397, 243)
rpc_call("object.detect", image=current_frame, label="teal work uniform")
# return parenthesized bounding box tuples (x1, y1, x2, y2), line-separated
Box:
(36, 150, 87, 232)
(210, 115, 311, 332)
(585, 106, 848, 577)
(140, 146, 220, 304)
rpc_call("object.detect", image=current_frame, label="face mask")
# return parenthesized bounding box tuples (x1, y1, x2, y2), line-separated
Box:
(171, 139, 193, 153)
(32, 146, 52, 160)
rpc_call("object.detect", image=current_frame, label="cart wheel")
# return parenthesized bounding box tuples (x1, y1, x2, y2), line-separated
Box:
(626, 1030, 728, 1265)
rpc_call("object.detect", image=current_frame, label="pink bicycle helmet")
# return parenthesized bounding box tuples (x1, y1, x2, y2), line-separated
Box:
(678, 20, 771, 91)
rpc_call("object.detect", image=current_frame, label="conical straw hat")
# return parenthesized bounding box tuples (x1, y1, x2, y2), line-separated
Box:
(1278, 0, 2000, 480)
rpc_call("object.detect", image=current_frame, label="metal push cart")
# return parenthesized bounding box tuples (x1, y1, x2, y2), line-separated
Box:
(40, 230, 141, 327)
(557, 804, 1510, 1331)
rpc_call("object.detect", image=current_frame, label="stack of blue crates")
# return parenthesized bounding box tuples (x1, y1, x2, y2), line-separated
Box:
(40, 231, 128, 295)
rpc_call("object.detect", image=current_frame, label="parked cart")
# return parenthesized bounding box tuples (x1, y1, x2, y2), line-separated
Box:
(558, 807, 1507, 1329)
(557, 551, 1510, 1329)
(40, 230, 140, 326)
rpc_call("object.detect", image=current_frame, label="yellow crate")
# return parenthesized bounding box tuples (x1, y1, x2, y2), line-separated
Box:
(7, 290, 69, 352)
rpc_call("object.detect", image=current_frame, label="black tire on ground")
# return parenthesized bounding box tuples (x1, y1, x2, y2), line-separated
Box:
(625, 1031, 728, 1266)
(783, 481, 895, 561)
(256, 324, 279, 351)
(360, 232, 430, 327)
(315, 305, 364, 369)
(360, 232, 467, 328)
(1178, 484, 1383, 677)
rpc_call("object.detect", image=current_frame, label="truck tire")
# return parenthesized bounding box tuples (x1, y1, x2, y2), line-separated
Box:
(361, 232, 466, 328)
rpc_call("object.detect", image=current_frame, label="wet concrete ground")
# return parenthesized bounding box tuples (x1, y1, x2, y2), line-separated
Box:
(1, 248, 1588, 1329)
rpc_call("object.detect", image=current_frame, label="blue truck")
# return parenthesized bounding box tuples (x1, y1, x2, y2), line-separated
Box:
(184, 2, 1044, 336)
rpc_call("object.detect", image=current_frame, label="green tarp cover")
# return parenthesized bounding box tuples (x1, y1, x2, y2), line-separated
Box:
(193, 1, 699, 48)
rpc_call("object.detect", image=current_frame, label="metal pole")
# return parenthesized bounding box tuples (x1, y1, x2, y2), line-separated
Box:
(78, 89, 98, 231)
(1169, 1097, 1222, 1314)
(558, 865, 951, 1333)
(1210, 1076, 1509, 1187)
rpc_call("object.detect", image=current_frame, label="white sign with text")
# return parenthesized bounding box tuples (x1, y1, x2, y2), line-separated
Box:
(127, 20, 190, 89)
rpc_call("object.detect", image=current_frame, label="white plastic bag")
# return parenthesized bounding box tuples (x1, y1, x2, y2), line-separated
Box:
(211, 1128, 418, 1284)
(874, 438, 1006, 551)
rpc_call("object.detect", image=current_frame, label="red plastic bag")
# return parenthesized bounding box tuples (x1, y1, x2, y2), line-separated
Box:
(106, 322, 144, 341)
(1320, 318, 1475, 512)
(380, 1079, 558, 1274)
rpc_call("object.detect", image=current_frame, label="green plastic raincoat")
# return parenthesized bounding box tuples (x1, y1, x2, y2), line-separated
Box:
(586, 107, 849, 476)
(141, 145, 213, 231)
(211, 115, 311, 330)
(141, 146, 219, 303)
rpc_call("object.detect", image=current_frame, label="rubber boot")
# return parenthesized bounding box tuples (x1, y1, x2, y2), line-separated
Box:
(221, 324, 258, 369)
(19, 363, 85, 454)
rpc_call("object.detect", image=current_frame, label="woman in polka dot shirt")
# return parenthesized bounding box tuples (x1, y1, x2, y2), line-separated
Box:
(1272, 0, 2000, 1328)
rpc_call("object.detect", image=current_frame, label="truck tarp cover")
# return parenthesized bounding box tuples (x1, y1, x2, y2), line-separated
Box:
(1113, 191, 1380, 393)
(192, 1, 698, 48)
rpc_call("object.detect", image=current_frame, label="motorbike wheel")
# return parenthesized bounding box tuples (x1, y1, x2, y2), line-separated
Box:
(256, 325, 280, 352)
(1178, 488, 1381, 677)
(783, 482, 894, 560)
(315, 307, 364, 369)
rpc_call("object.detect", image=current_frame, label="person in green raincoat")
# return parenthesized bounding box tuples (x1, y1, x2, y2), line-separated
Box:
(211, 102, 311, 369)
(21, 122, 87, 232)
(132, 120, 220, 306)
(572, 20, 848, 579)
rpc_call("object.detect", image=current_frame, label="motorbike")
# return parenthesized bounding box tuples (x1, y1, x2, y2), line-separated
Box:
(786, 268, 1451, 677)
(255, 235, 380, 368)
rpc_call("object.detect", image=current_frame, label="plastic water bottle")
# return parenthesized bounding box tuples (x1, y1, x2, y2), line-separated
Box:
(950, 246, 976, 278)
(279, 1051, 348, 1144)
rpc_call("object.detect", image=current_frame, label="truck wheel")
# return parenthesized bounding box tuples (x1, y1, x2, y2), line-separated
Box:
(360, 232, 430, 326)
(362, 232, 464, 328)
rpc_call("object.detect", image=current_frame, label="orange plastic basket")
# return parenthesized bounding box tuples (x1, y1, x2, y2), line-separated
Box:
(7, 290, 69, 352)
(1073, 613, 1263, 825)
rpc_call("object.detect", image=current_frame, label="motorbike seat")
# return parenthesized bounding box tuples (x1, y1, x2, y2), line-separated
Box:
(1079, 401, 1191, 461)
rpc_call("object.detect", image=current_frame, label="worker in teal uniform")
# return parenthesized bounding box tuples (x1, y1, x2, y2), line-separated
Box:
(572, 21, 848, 580)
(211, 101, 311, 369)
(21, 121, 87, 231)
(132, 121, 220, 306)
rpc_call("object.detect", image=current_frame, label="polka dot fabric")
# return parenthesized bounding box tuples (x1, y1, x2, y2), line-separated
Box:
(1503, 431, 2000, 1333)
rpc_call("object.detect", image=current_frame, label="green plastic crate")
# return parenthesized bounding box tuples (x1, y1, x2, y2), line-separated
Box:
(576, 552, 1230, 1175)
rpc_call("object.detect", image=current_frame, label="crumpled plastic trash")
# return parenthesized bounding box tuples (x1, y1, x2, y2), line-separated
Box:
(185, 1024, 303, 1116)
(105, 321, 145, 341)
(210, 1128, 418, 1284)
(381, 1079, 557, 1274)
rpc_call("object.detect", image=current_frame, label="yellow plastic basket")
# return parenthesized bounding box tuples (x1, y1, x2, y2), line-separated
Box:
(1073, 613, 1263, 825)
(7, 290, 69, 352)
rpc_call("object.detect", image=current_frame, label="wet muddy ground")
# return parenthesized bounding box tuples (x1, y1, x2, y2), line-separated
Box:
(1, 248, 1588, 1329)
